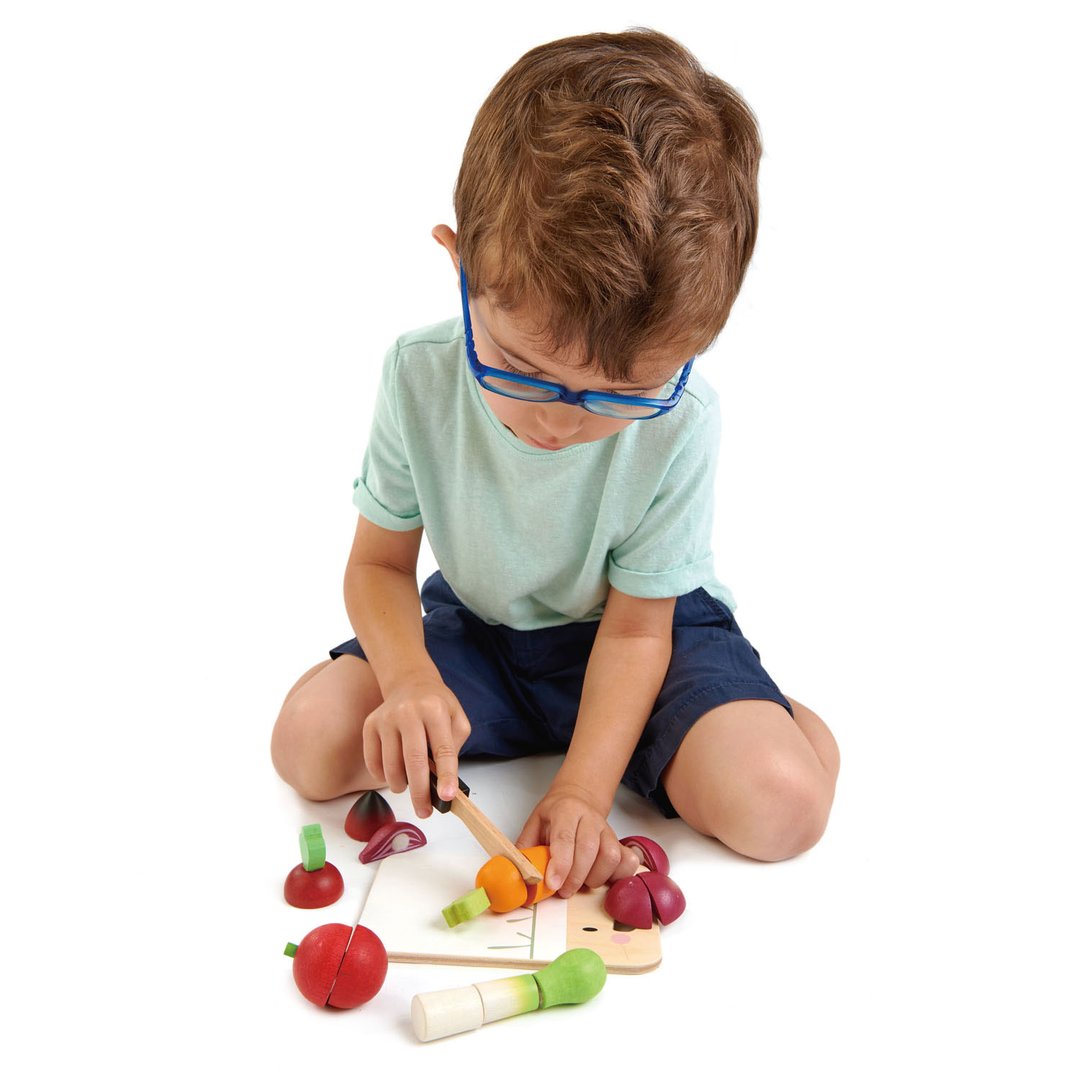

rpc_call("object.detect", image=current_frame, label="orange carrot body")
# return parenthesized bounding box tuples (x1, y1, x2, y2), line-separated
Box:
(475, 845, 555, 913)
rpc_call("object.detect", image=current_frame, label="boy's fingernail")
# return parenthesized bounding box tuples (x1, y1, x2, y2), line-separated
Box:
(547, 873, 563, 892)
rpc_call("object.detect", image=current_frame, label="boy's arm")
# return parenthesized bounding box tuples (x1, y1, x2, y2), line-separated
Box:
(345, 515, 469, 812)
(517, 586, 676, 896)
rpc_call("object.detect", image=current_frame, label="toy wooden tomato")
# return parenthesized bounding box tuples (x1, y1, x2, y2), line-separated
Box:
(327, 925, 387, 1008)
(284, 923, 388, 1009)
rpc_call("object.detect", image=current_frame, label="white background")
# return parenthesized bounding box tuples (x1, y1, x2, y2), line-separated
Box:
(2, 1, 1076, 1075)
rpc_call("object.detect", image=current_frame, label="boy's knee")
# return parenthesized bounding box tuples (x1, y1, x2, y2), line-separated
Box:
(271, 695, 336, 801)
(710, 754, 834, 862)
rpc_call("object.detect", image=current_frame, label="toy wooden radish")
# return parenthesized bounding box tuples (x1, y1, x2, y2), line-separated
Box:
(283, 824, 344, 909)
(411, 948, 606, 1042)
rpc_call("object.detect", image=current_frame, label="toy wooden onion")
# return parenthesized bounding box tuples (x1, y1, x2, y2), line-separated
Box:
(359, 821, 427, 864)
(640, 871, 686, 925)
(604, 870, 686, 928)
(284, 923, 387, 1009)
(603, 875, 655, 930)
(619, 834, 670, 876)
(345, 791, 395, 841)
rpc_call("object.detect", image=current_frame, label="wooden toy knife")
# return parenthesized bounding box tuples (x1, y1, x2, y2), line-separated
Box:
(428, 760, 542, 885)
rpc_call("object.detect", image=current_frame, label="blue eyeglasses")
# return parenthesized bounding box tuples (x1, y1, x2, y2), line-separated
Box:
(459, 265, 694, 420)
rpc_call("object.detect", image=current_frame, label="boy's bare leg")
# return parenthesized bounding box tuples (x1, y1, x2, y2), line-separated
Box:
(660, 696, 839, 862)
(271, 655, 384, 801)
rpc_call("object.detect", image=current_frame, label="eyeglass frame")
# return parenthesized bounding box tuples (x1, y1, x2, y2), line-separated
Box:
(458, 264, 694, 420)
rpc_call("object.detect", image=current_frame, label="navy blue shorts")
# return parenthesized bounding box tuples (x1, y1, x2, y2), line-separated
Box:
(329, 572, 791, 819)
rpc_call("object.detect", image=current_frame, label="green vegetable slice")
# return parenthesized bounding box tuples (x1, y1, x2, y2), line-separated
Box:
(442, 887, 491, 927)
(299, 823, 326, 871)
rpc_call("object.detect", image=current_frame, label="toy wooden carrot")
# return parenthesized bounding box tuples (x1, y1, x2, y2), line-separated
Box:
(474, 844, 556, 911)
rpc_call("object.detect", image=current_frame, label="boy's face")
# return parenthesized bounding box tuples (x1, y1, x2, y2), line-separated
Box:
(468, 296, 679, 451)
(433, 225, 687, 452)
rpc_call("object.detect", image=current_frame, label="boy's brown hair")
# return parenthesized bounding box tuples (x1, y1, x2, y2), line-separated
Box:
(453, 28, 763, 380)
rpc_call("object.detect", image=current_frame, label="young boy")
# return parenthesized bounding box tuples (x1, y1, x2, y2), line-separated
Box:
(271, 28, 839, 898)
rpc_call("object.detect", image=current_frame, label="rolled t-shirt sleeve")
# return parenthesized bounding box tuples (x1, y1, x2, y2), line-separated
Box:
(352, 342, 423, 531)
(607, 401, 720, 599)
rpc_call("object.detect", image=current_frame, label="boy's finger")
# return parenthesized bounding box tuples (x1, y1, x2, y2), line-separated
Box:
(381, 737, 407, 794)
(545, 821, 578, 894)
(561, 830, 600, 898)
(514, 812, 542, 849)
(428, 720, 460, 804)
(585, 835, 627, 889)
(362, 723, 385, 783)
(610, 844, 641, 882)
(401, 728, 434, 818)
(450, 708, 471, 751)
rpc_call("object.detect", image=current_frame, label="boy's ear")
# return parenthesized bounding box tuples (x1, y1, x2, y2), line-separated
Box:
(431, 225, 459, 272)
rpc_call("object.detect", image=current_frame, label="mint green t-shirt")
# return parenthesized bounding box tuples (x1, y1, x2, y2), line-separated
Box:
(353, 318, 734, 630)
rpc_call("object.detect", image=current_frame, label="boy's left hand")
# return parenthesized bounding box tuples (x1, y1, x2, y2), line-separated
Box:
(516, 783, 640, 898)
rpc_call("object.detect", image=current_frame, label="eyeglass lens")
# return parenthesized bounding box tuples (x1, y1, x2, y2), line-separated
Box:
(479, 374, 661, 419)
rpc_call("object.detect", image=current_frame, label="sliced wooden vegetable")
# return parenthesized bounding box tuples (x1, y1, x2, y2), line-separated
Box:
(603, 875, 655, 929)
(327, 926, 387, 1008)
(442, 887, 492, 927)
(639, 871, 686, 925)
(284, 923, 387, 1009)
(345, 791, 395, 841)
(284, 823, 343, 909)
(618, 834, 670, 876)
(299, 824, 327, 870)
(359, 821, 427, 864)
(284, 861, 344, 909)
(475, 846, 554, 913)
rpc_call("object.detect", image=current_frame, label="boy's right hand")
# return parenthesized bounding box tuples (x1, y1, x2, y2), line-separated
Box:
(361, 677, 470, 818)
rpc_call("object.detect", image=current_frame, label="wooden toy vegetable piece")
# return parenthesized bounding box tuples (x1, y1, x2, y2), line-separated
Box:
(442, 887, 492, 927)
(604, 870, 687, 928)
(327, 925, 388, 1008)
(300, 824, 327, 870)
(619, 834, 670, 876)
(411, 948, 607, 1042)
(640, 871, 686, 925)
(475, 846, 555, 913)
(359, 821, 427, 864)
(284, 861, 344, 908)
(603, 875, 654, 930)
(284, 823, 344, 909)
(345, 791, 395, 841)
(284, 923, 388, 1009)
